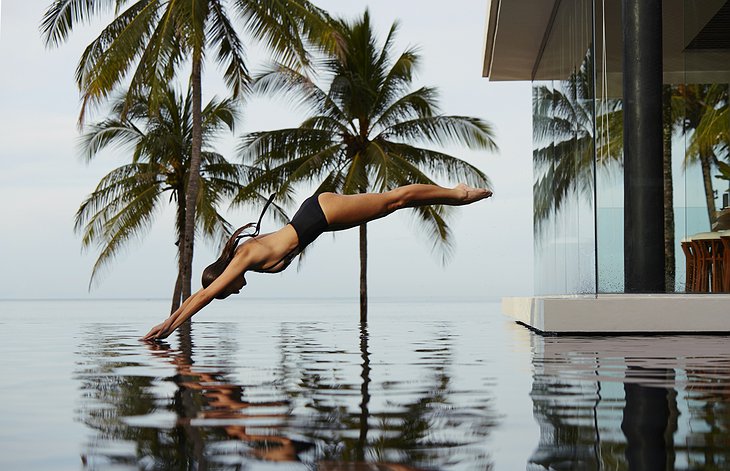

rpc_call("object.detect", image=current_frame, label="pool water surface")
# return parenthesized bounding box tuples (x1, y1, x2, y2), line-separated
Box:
(0, 299, 729, 470)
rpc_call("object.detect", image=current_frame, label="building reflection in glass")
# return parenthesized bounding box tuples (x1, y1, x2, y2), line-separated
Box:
(528, 335, 730, 470)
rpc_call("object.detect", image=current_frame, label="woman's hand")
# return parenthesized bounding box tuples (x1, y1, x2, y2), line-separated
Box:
(142, 319, 175, 341)
(140, 259, 243, 341)
(140, 289, 213, 341)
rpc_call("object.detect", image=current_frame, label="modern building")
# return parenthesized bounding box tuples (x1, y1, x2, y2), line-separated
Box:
(485, 0, 730, 332)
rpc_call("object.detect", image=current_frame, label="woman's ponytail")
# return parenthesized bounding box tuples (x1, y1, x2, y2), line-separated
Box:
(201, 194, 277, 293)
(201, 222, 257, 290)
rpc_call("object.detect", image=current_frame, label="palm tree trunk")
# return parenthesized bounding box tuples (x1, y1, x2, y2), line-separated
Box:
(699, 151, 717, 226)
(171, 189, 186, 313)
(359, 223, 367, 322)
(181, 48, 204, 301)
(171, 272, 183, 313)
(662, 86, 675, 292)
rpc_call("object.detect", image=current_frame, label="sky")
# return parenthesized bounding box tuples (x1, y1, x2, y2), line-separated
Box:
(0, 0, 534, 301)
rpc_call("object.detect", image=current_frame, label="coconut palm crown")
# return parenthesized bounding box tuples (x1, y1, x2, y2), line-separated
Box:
(76, 86, 247, 305)
(238, 11, 497, 319)
(42, 0, 331, 307)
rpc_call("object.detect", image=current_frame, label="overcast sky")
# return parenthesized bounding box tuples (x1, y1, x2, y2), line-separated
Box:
(0, 0, 533, 301)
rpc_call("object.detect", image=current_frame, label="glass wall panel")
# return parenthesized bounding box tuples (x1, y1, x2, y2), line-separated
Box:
(588, 0, 728, 294)
(594, 0, 624, 293)
(532, 0, 596, 295)
(680, 1, 730, 293)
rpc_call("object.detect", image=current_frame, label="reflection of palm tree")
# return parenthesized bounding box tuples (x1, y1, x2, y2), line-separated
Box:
(239, 10, 496, 321)
(529, 376, 605, 469)
(75, 86, 245, 312)
(529, 361, 679, 469)
(275, 321, 495, 468)
(75, 328, 311, 467)
(154, 336, 309, 463)
(533, 50, 695, 291)
(683, 367, 730, 470)
(679, 84, 730, 226)
(357, 322, 371, 463)
(532, 49, 622, 236)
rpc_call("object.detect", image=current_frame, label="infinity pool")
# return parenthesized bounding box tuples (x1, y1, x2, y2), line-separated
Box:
(1, 299, 729, 469)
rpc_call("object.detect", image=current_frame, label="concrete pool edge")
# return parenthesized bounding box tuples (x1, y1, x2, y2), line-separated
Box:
(501, 294, 730, 335)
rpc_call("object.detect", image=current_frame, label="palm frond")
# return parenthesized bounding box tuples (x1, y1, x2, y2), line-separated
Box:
(371, 48, 421, 118)
(364, 154, 455, 262)
(382, 141, 491, 188)
(41, 0, 123, 47)
(201, 96, 239, 136)
(253, 63, 346, 120)
(208, 0, 250, 97)
(79, 118, 144, 163)
(380, 115, 498, 151)
(77, 166, 163, 287)
(372, 86, 439, 131)
(75, 0, 161, 123)
(235, 0, 313, 71)
(239, 128, 338, 165)
(195, 177, 234, 242)
(121, 4, 186, 119)
(341, 152, 370, 194)
(409, 204, 455, 265)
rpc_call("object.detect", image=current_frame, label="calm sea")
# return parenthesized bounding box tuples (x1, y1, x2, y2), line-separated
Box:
(1, 299, 729, 470)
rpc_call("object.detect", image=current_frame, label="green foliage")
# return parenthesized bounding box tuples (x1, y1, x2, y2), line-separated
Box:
(75, 86, 245, 287)
(681, 83, 729, 168)
(238, 10, 497, 261)
(42, 0, 331, 299)
(532, 49, 623, 236)
(41, 0, 331, 123)
(716, 161, 730, 182)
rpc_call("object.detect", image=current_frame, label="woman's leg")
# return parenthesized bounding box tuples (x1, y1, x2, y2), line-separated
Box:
(319, 183, 491, 230)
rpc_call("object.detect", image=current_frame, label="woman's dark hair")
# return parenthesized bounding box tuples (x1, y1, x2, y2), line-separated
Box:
(201, 193, 277, 299)
(201, 222, 257, 298)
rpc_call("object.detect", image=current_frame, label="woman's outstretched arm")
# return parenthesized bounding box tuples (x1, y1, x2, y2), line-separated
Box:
(142, 250, 251, 341)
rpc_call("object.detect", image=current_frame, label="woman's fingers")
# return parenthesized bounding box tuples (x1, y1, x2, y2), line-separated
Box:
(142, 328, 157, 340)
(141, 323, 165, 341)
(141, 318, 180, 341)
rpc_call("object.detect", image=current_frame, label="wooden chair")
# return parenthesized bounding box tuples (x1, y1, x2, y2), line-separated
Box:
(690, 235, 713, 292)
(690, 232, 724, 292)
(710, 237, 724, 292)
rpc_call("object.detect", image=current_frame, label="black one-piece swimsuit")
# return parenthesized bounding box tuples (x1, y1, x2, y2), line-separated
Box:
(289, 194, 329, 251)
(248, 194, 330, 274)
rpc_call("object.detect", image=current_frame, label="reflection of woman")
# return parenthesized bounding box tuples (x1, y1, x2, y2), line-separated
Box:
(144, 184, 492, 340)
(145, 341, 309, 462)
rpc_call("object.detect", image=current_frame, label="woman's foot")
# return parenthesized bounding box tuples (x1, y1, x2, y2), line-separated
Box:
(455, 183, 492, 204)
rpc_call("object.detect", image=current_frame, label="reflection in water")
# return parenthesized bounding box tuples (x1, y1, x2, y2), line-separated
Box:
(74, 318, 497, 469)
(529, 336, 730, 470)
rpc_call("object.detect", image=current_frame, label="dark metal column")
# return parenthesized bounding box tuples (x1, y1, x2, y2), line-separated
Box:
(623, 0, 665, 293)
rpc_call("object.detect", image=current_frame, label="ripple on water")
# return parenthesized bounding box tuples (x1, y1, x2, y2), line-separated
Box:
(527, 334, 730, 470)
(74, 314, 499, 470)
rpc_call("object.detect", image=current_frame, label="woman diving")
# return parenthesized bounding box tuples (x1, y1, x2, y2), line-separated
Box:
(142, 183, 492, 341)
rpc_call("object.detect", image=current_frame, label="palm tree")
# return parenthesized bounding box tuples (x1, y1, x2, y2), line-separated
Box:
(41, 0, 330, 304)
(238, 11, 497, 321)
(680, 83, 729, 226)
(76, 85, 247, 311)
